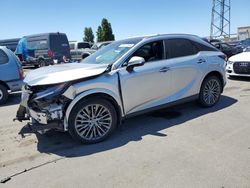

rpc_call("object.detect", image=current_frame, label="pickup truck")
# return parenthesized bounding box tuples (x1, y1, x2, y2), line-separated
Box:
(70, 41, 112, 61)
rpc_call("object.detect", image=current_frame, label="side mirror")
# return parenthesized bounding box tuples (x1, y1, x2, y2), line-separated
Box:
(126, 56, 145, 72)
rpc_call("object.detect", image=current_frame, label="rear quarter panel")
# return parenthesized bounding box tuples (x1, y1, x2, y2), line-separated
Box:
(200, 51, 226, 87)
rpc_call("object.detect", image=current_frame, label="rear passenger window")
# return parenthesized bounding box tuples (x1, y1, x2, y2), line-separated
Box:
(192, 41, 217, 52)
(165, 39, 197, 59)
(0, 49, 9, 64)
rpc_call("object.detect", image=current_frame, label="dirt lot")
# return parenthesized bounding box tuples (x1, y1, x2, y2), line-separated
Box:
(0, 76, 250, 188)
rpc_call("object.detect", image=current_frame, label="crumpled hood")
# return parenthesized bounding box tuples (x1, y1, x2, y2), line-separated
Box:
(24, 63, 108, 86)
(229, 52, 250, 62)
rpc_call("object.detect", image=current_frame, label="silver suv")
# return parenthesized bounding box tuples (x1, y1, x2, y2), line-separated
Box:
(16, 34, 226, 144)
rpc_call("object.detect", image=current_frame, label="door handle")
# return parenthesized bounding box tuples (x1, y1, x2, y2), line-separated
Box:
(159, 67, 170, 73)
(197, 59, 206, 64)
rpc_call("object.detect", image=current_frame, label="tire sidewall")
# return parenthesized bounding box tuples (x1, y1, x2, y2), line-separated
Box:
(68, 98, 117, 144)
(39, 59, 46, 67)
(0, 84, 8, 105)
(199, 76, 222, 107)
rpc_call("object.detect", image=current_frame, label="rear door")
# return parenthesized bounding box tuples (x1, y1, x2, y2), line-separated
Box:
(49, 34, 70, 61)
(164, 38, 204, 101)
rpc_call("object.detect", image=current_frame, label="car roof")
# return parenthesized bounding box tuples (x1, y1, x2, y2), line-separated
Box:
(126, 33, 204, 42)
(24, 32, 66, 39)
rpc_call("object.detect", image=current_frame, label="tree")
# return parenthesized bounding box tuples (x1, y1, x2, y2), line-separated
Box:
(96, 18, 115, 42)
(83, 27, 94, 42)
(96, 26, 103, 42)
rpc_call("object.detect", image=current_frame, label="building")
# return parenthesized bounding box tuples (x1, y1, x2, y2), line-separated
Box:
(238, 26, 250, 40)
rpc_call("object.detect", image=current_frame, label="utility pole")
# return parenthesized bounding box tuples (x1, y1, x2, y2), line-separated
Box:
(210, 0, 231, 39)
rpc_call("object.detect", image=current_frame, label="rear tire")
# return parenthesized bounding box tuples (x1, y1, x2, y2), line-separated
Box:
(68, 98, 117, 144)
(39, 59, 46, 67)
(199, 76, 222, 107)
(0, 84, 8, 105)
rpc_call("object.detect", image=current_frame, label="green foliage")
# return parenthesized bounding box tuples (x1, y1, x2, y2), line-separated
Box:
(83, 27, 94, 43)
(96, 26, 103, 42)
(96, 18, 115, 42)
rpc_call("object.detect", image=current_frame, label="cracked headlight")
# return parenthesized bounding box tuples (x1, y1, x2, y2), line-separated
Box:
(33, 83, 69, 100)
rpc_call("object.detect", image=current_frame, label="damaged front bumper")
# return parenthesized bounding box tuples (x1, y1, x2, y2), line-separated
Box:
(15, 84, 71, 133)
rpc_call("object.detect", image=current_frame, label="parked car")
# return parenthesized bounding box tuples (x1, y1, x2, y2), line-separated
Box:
(0, 38, 20, 52)
(209, 39, 221, 43)
(212, 42, 238, 58)
(16, 34, 226, 144)
(227, 40, 243, 54)
(70, 41, 92, 50)
(16, 32, 70, 67)
(0, 46, 24, 104)
(226, 47, 250, 77)
(240, 38, 250, 51)
(69, 41, 92, 61)
(74, 41, 113, 61)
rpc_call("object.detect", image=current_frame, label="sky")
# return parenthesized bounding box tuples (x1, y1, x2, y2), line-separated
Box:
(0, 0, 249, 41)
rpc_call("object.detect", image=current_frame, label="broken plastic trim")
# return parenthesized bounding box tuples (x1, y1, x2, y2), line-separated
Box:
(32, 82, 70, 101)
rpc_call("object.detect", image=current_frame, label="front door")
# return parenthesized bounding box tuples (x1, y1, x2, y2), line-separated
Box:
(118, 40, 172, 115)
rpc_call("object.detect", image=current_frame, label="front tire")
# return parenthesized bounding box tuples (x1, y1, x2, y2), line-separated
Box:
(199, 76, 222, 107)
(68, 98, 117, 144)
(0, 84, 8, 105)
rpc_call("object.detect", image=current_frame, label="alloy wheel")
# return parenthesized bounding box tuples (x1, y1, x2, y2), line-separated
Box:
(203, 79, 221, 105)
(74, 104, 112, 141)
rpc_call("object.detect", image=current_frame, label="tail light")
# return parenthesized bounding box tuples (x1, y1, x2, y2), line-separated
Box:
(18, 68, 24, 80)
(48, 49, 53, 58)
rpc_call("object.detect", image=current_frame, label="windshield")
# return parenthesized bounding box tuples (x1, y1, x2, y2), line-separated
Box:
(81, 38, 142, 65)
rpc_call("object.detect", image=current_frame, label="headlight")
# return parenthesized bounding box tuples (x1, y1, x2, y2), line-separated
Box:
(33, 83, 69, 100)
(227, 61, 234, 65)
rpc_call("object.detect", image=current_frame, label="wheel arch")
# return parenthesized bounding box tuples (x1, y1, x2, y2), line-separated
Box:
(0, 80, 10, 90)
(201, 71, 225, 93)
(64, 89, 123, 131)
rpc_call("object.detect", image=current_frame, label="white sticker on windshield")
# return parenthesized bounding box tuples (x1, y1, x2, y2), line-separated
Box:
(119, 44, 134, 48)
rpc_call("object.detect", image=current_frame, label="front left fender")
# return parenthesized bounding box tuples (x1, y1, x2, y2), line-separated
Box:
(63, 88, 123, 131)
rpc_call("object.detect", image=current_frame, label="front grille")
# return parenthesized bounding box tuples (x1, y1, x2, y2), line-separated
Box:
(233, 62, 250, 74)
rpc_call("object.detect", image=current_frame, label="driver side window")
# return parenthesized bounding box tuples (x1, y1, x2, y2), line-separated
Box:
(128, 41, 164, 63)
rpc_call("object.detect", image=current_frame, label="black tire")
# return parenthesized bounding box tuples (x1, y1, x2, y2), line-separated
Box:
(199, 76, 222, 107)
(68, 98, 117, 144)
(0, 84, 9, 105)
(39, 59, 46, 67)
